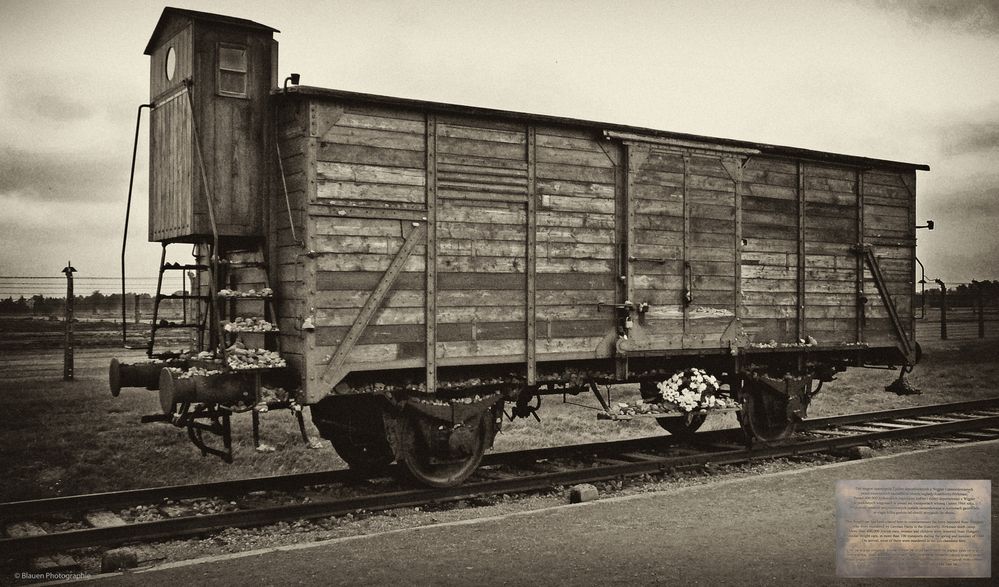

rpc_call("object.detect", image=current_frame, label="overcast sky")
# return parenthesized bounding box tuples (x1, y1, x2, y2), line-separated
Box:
(1, 0, 997, 296)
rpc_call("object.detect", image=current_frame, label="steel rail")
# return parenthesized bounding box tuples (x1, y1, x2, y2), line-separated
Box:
(0, 431, 743, 522)
(798, 397, 999, 429)
(2, 397, 999, 521)
(4, 402, 999, 558)
(0, 435, 705, 522)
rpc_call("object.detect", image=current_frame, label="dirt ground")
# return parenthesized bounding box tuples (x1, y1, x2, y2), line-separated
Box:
(0, 338, 996, 501)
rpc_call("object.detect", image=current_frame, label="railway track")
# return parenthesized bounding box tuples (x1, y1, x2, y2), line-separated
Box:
(4, 397, 999, 563)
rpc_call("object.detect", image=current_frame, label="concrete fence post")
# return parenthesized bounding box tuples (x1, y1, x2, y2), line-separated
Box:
(62, 262, 77, 380)
(935, 279, 947, 341)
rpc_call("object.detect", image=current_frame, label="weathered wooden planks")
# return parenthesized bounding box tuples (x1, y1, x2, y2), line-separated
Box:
(279, 95, 918, 397)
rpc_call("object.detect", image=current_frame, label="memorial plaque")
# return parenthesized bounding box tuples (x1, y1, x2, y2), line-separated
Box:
(836, 479, 991, 578)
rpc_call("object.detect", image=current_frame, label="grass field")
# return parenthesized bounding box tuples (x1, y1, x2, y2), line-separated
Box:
(0, 338, 996, 502)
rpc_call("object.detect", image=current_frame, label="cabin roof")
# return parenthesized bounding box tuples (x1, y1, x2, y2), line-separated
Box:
(144, 7, 278, 55)
(281, 85, 930, 172)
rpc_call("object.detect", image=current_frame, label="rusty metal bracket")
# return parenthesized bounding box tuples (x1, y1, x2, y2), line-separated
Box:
(320, 223, 428, 387)
(587, 380, 612, 412)
(180, 404, 233, 463)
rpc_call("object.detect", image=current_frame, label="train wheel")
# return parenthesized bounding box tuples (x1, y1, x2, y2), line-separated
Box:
(738, 380, 798, 442)
(656, 412, 707, 439)
(393, 409, 491, 488)
(311, 396, 394, 473)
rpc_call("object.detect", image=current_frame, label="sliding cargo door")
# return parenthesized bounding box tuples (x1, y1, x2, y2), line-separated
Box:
(683, 154, 739, 347)
(625, 146, 685, 349)
(861, 170, 916, 346)
(802, 163, 860, 342)
(433, 115, 529, 370)
(623, 144, 739, 351)
(431, 119, 619, 377)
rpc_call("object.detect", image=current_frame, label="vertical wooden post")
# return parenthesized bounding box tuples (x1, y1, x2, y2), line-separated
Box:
(855, 169, 865, 343)
(134, 293, 141, 324)
(623, 143, 636, 303)
(796, 161, 806, 342)
(62, 262, 77, 381)
(617, 143, 634, 381)
(525, 125, 537, 386)
(733, 162, 743, 322)
(425, 113, 438, 394)
(182, 270, 188, 326)
(682, 154, 691, 337)
(721, 158, 744, 325)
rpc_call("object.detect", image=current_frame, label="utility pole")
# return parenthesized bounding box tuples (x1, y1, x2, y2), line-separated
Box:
(975, 281, 985, 338)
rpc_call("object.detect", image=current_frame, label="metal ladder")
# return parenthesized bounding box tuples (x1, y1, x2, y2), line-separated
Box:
(147, 243, 209, 358)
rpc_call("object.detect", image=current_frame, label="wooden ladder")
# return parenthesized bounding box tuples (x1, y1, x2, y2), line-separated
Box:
(213, 239, 309, 450)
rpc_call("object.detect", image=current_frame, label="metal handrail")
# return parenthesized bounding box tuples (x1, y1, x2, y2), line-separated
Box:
(121, 103, 152, 347)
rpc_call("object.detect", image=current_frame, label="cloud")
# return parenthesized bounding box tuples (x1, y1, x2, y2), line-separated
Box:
(30, 93, 94, 122)
(0, 189, 161, 280)
(3, 71, 95, 123)
(942, 121, 999, 156)
(868, 0, 999, 35)
(0, 147, 132, 203)
(0, 190, 119, 231)
(927, 177, 999, 216)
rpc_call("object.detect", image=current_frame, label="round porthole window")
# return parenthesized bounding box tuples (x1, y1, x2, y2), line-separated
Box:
(165, 46, 176, 81)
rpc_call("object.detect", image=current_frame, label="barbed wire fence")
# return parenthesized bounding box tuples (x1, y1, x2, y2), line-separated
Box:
(0, 272, 198, 358)
(914, 281, 999, 341)
(0, 274, 191, 322)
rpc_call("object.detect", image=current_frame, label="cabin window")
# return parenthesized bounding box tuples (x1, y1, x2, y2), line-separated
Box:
(217, 43, 247, 98)
(165, 46, 176, 81)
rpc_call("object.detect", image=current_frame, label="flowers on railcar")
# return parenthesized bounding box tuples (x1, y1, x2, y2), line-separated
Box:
(225, 342, 287, 370)
(608, 368, 738, 417)
(656, 368, 726, 412)
(223, 317, 278, 332)
(217, 287, 273, 298)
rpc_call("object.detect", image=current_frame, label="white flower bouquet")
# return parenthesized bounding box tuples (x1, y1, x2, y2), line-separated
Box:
(656, 368, 738, 413)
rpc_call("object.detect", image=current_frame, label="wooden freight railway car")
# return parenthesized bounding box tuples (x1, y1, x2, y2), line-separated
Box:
(111, 8, 928, 486)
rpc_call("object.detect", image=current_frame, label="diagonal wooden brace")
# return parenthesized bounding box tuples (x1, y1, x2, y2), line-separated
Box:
(320, 223, 427, 388)
(855, 244, 914, 362)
